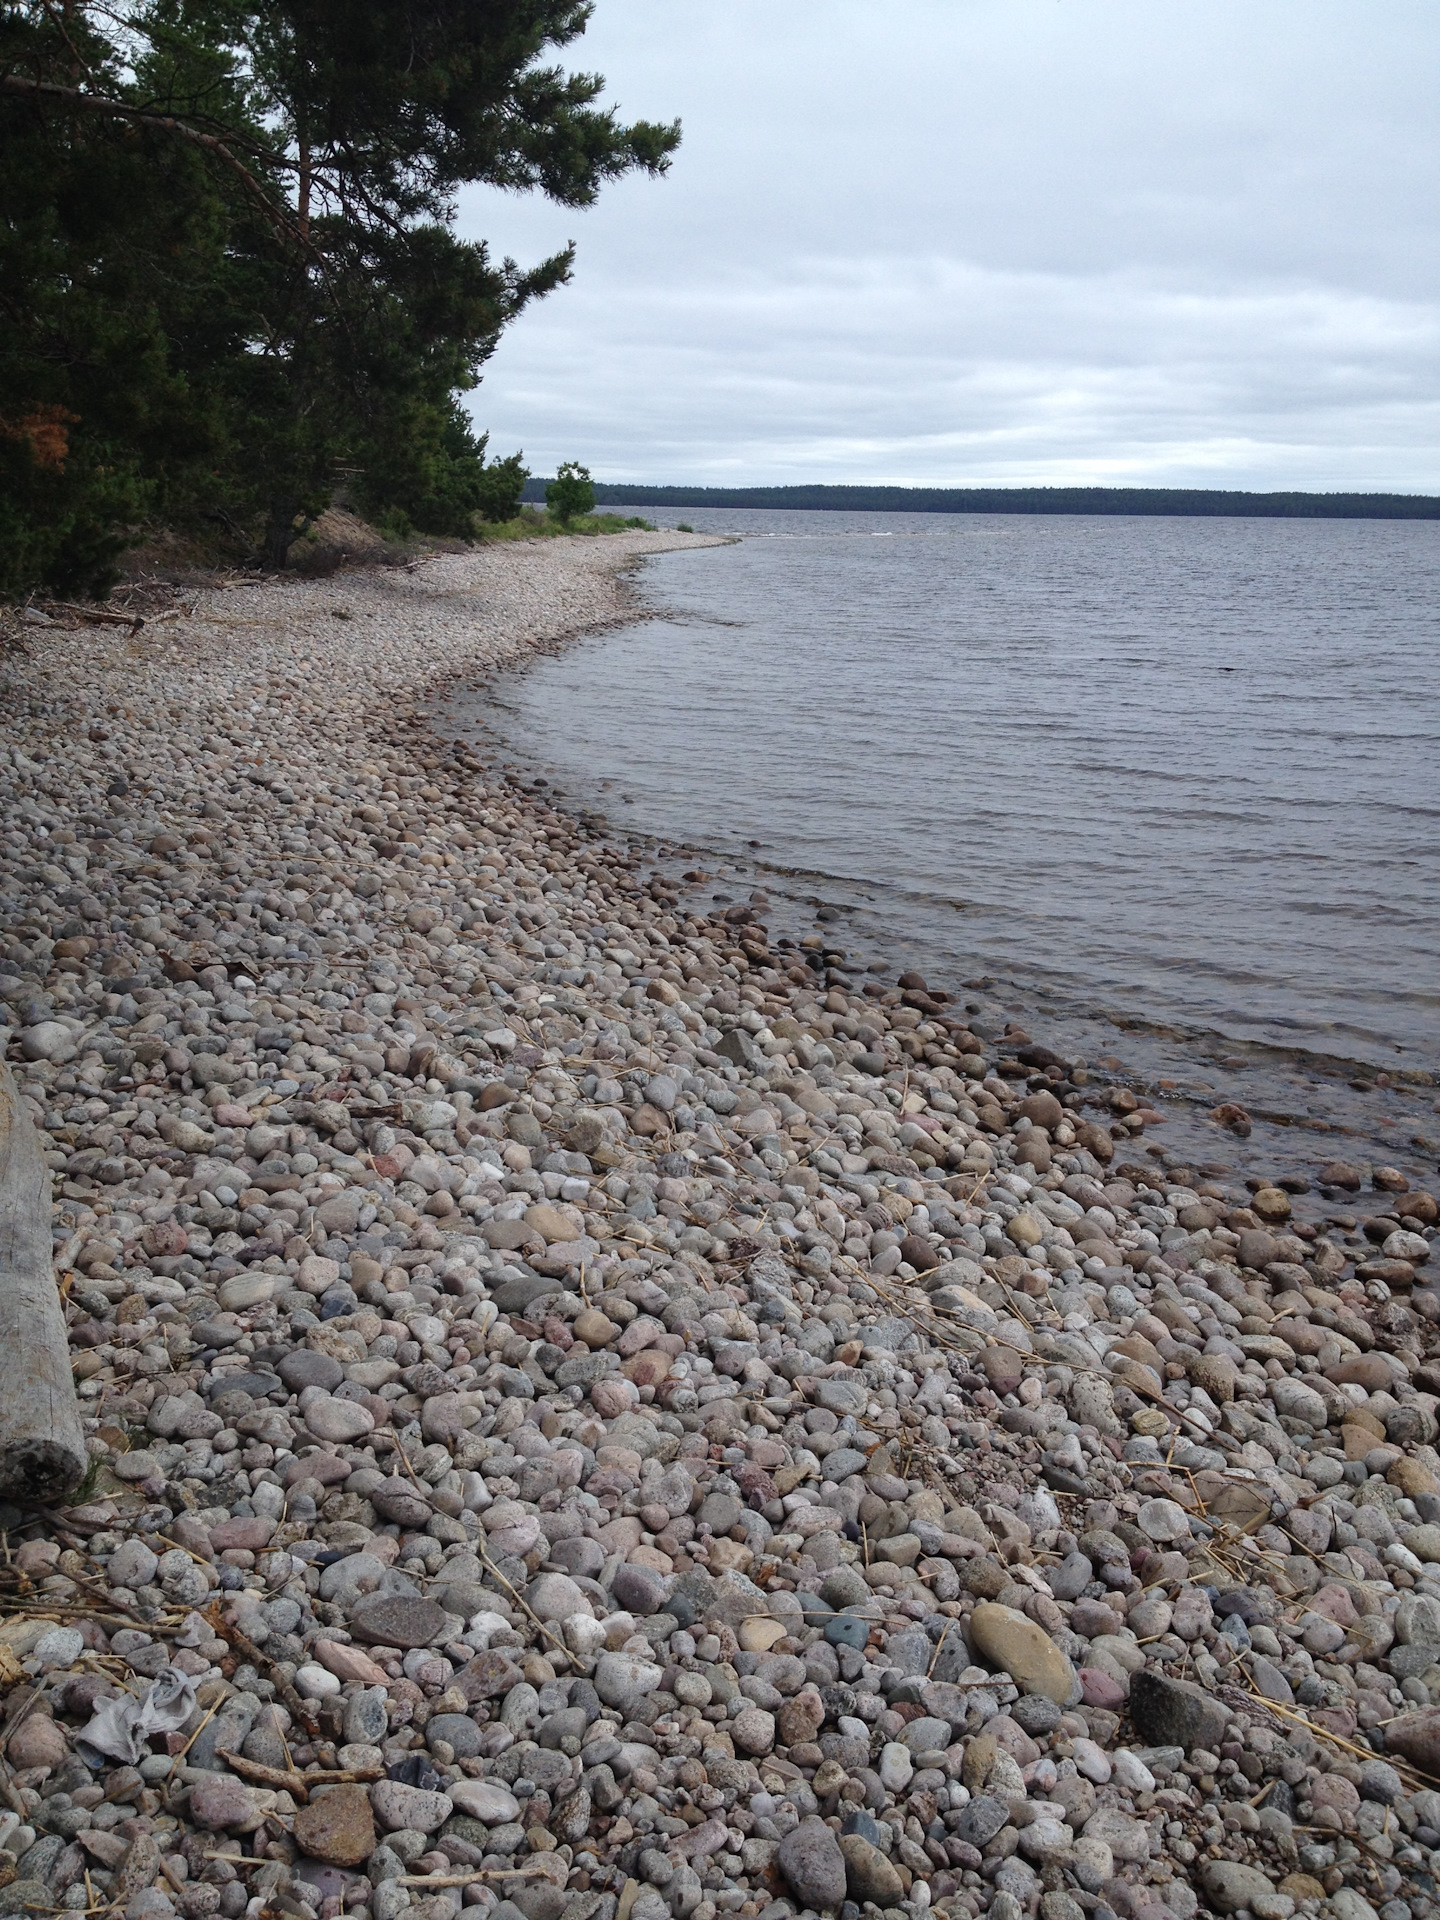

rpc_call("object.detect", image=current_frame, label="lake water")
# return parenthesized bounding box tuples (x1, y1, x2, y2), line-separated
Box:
(456, 509, 1440, 1190)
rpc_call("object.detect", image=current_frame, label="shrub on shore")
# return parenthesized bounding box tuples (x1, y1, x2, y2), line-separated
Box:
(477, 505, 654, 542)
(545, 460, 598, 526)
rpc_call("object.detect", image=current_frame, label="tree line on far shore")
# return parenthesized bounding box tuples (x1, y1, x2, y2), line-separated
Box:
(1, 1, 678, 598)
(547, 482, 1440, 520)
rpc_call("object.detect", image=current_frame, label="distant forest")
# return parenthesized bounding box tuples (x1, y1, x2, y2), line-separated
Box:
(520, 481, 1440, 520)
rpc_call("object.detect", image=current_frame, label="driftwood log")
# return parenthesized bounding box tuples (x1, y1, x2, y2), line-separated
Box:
(0, 1057, 86, 1501)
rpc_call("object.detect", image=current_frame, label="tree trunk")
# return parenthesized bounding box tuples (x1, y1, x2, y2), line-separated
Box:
(297, 121, 311, 243)
(262, 502, 300, 570)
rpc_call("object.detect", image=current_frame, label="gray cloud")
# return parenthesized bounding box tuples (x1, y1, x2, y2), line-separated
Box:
(458, 0, 1440, 489)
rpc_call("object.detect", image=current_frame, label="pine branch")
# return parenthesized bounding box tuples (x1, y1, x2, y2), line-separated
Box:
(0, 72, 308, 249)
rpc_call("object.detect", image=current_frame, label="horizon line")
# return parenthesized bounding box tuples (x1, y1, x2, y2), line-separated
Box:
(517, 479, 1440, 520)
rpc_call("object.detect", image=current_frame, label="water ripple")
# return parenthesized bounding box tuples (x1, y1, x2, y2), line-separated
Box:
(460, 506, 1440, 1175)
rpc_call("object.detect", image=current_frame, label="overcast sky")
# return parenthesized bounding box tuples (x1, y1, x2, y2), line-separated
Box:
(458, 1, 1440, 491)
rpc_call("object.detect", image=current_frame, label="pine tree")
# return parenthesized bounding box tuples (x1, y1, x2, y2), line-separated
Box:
(0, 1, 678, 591)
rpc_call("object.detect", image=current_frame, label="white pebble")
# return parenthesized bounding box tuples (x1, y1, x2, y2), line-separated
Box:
(294, 1663, 342, 1699)
(1072, 1737, 1112, 1783)
(564, 1615, 608, 1657)
(1111, 1749, 1156, 1792)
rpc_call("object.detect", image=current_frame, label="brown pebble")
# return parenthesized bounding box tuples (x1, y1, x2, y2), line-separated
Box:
(293, 1784, 376, 1866)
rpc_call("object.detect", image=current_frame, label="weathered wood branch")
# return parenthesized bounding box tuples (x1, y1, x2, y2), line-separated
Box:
(38, 601, 144, 630)
(0, 1058, 86, 1502)
(215, 1749, 384, 1801)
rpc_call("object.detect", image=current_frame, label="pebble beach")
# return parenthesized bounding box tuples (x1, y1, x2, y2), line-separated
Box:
(1, 531, 1439, 1920)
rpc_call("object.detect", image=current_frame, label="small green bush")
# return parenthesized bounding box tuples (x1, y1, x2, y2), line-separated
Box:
(474, 505, 651, 542)
(546, 460, 596, 525)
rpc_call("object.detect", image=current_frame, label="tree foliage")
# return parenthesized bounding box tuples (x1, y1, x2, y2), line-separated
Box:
(0, 2, 677, 595)
(545, 458, 595, 525)
(474, 449, 531, 525)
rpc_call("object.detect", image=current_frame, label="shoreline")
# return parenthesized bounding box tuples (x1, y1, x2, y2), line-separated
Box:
(1, 535, 1438, 1920)
(451, 530, 1439, 1199)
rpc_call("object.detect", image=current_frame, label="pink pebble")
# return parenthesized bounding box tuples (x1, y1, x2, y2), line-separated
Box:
(213, 1103, 255, 1126)
(314, 1639, 391, 1685)
(1078, 1666, 1126, 1710)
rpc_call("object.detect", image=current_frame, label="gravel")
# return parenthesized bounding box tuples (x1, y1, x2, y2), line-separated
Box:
(1, 532, 1439, 1920)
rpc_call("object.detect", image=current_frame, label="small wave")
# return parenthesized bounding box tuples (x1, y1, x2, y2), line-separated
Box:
(477, 512, 1440, 1165)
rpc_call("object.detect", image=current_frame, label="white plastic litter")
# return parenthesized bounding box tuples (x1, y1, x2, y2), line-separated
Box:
(76, 1666, 197, 1765)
